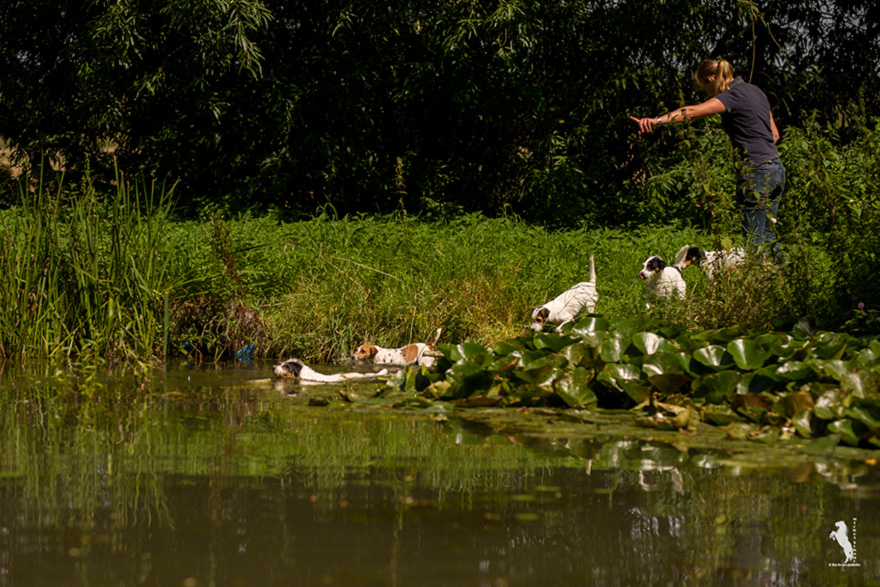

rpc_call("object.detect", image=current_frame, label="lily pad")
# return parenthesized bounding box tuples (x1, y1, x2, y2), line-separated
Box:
(555, 367, 599, 408)
(692, 345, 734, 371)
(727, 338, 770, 370)
(691, 371, 740, 404)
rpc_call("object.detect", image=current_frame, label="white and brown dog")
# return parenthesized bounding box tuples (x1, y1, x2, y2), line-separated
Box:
(530, 256, 598, 332)
(273, 358, 389, 382)
(674, 244, 746, 280)
(350, 328, 443, 367)
(639, 255, 686, 303)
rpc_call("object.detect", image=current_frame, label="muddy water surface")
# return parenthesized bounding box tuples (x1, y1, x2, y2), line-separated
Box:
(1, 362, 877, 586)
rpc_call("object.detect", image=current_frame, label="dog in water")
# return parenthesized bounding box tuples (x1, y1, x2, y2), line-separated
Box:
(350, 328, 443, 367)
(639, 255, 686, 304)
(530, 256, 598, 332)
(273, 358, 388, 382)
(674, 244, 746, 280)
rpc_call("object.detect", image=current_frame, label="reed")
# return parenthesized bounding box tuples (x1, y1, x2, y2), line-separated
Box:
(0, 165, 177, 360)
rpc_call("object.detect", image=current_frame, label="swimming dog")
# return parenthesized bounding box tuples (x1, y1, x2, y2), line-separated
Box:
(273, 358, 389, 382)
(350, 328, 443, 367)
(674, 244, 746, 280)
(639, 255, 686, 303)
(530, 256, 598, 332)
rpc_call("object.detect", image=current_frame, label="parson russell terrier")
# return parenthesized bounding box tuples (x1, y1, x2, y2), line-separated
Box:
(350, 328, 443, 367)
(639, 255, 686, 303)
(530, 256, 598, 332)
(674, 244, 746, 280)
(273, 358, 389, 382)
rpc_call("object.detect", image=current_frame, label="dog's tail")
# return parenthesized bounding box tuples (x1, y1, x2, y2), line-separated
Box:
(589, 255, 596, 283)
(427, 327, 443, 349)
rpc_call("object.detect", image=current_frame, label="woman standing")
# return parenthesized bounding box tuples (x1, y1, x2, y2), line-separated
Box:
(631, 58, 785, 261)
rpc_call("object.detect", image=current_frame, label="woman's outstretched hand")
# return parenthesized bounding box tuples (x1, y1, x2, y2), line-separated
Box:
(630, 116, 659, 135)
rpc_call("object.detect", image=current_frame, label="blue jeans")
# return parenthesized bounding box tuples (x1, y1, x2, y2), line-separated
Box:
(736, 158, 785, 261)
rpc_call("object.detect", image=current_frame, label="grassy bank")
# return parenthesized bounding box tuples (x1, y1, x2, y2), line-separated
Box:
(0, 173, 863, 363)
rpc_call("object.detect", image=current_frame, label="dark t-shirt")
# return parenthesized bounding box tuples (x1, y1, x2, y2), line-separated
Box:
(715, 77, 779, 166)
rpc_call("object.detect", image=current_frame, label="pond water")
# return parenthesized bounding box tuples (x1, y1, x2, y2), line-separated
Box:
(1, 362, 877, 586)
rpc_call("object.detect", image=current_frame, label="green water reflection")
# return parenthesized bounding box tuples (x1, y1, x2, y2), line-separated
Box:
(1, 363, 877, 586)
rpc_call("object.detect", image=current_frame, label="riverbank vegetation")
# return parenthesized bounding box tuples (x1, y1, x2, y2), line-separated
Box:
(1, 118, 879, 364)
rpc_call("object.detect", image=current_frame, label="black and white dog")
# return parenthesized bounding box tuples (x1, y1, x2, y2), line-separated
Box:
(674, 244, 746, 280)
(639, 255, 686, 303)
(273, 358, 389, 382)
(530, 256, 598, 332)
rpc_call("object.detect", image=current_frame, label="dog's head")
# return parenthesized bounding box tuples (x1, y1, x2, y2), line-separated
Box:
(530, 306, 551, 331)
(351, 344, 379, 362)
(639, 256, 667, 279)
(273, 358, 304, 379)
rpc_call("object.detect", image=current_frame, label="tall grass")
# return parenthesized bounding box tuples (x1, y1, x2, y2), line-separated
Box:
(0, 166, 176, 360)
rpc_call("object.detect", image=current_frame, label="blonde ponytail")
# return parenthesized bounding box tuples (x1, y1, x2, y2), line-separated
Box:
(695, 58, 735, 96)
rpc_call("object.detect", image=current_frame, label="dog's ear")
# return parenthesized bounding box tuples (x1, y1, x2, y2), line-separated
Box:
(365, 345, 378, 359)
(648, 257, 666, 271)
(534, 307, 550, 324)
(674, 245, 690, 267)
(686, 247, 704, 264)
(282, 359, 303, 377)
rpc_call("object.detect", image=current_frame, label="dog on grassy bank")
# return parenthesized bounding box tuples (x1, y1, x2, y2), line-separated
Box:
(273, 358, 388, 382)
(350, 328, 443, 367)
(530, 256, 598, 332)
(639, 255, 686, 304)
(674, 244, 746, 280)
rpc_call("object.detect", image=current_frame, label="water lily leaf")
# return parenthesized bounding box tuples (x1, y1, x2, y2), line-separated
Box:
(387, 368, 407, 390)
(493, 339, 529, 355)
(814, 389, 848, 420)
(555, 367, 599, 408)
(692, 371, 740, 404)
(635, 406, 691, 430)
(516, 350, 567, 372)
(439, 342, 490, 364)
(846, 405, 880, 430)
(812, 359, 849, 381)
(533, 333, 576, 353)
(727, 338, 770, 370)
(792, 409, 813, 437)
(810, 333, 848, 360)
(701, 404, 745, 425)
(641, 352, 685, 377)
(598, 363, 650, 404)
(422, 380, 452, 399)
(648, 374, 690, 395)
(827, 419, 864, 446)
(445, 363, 495, 398)
(735, 371, 777, 394)
(692, 345, 734, 371)
(774, 361, 815, 381)
(571, 316, 610, 336)
(561, 342, 600, 368)
(773, 391, 815, 418)
(599, 333, 626, 363)
(632, 332, 671, 356)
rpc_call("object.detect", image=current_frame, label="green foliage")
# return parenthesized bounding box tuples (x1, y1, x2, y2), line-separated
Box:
(390, 315, 880, 448)
(0, 168, 177, 360)
(2, 0, 879, 221)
